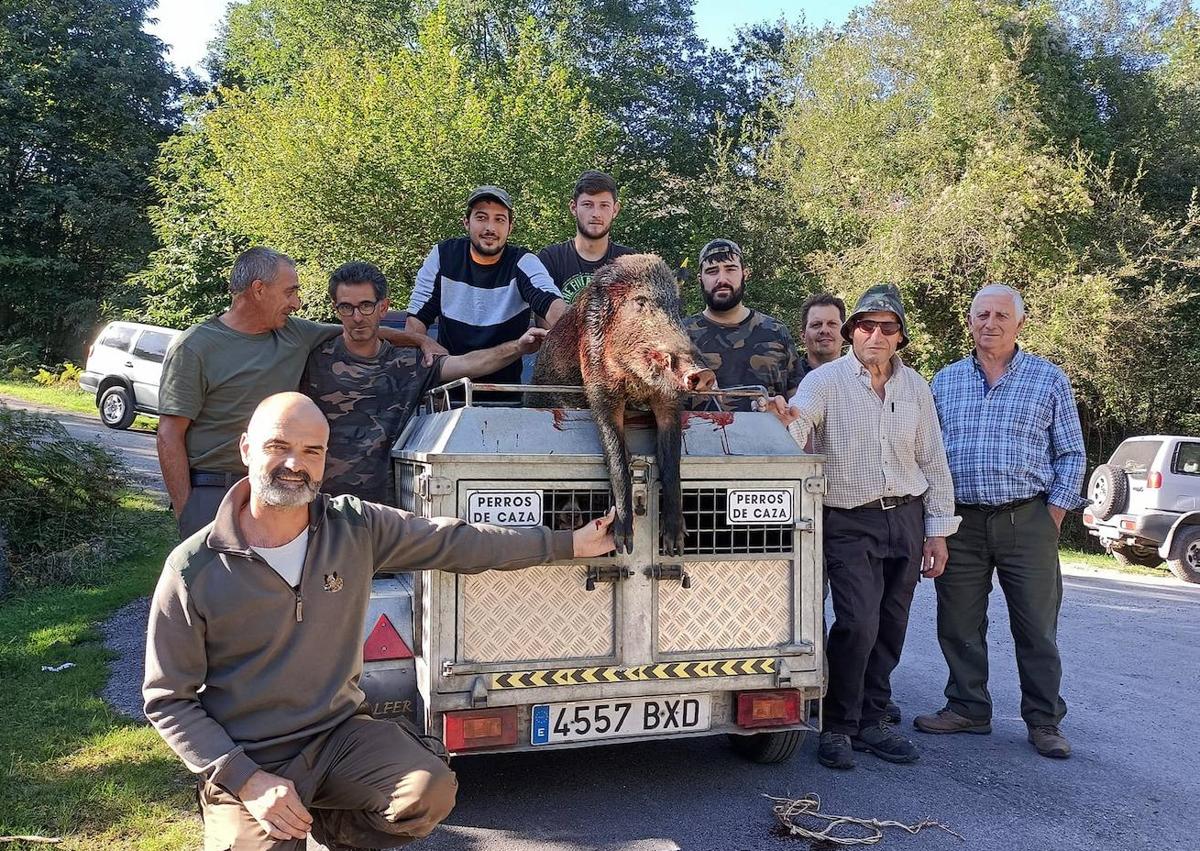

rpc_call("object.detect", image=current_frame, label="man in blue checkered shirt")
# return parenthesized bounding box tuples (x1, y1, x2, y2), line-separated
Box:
(914, 284, 1087, 760)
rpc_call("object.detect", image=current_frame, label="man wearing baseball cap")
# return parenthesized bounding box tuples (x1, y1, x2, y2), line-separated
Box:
(406, 186, 566, 386)
(683, 238, 804, 412)
(761, 283, 959, 770)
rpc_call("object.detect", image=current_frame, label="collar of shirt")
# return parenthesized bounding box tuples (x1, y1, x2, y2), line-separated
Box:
(970, 344, 1024, 391)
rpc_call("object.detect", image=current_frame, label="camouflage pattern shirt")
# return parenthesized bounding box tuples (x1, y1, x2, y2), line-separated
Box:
(683, 310, 804, 412)
(301, 337, 445, 504)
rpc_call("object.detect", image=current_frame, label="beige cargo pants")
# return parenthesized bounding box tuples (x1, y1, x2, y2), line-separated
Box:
(200, 715, 456, 850)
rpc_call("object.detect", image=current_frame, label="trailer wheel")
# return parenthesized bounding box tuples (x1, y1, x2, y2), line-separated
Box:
(728, 729, 804, 763)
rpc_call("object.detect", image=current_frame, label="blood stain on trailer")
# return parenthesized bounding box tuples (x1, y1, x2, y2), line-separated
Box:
(680, 411, 734, 455)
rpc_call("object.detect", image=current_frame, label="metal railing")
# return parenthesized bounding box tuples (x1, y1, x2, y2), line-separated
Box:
(424, 377, 770, 409)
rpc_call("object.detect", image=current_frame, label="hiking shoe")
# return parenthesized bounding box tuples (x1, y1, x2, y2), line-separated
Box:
(913, 707, 992, 735)
(852, 722, 920, 763)
(884, 700, 902, 725)
(817, 732, 856, 769)
(1027, 724, 1071, 759)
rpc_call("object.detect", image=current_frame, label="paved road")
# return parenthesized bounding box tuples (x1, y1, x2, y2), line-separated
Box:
(1, 395, 164, 495)
(418, 568, 1198, 851)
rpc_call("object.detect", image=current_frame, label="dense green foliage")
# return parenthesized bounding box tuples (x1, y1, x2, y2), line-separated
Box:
(0, 0, 179, 360)
(0, 408, 128, 590)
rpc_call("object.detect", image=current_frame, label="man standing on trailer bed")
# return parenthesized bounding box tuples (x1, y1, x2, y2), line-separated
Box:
(301, 260, 547, 504)
(144, 392, 615, 850)
(761, 284, 959, 771)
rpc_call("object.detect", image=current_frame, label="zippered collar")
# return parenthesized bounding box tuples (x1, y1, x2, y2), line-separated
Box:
(206, 478, 329, 557)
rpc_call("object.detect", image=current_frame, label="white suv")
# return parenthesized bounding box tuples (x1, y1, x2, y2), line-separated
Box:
(79, 321, 180, 430)
(1083, 435, 1200, 583)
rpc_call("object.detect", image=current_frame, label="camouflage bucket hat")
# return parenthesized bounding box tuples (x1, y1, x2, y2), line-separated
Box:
(841, 283, 910, 349)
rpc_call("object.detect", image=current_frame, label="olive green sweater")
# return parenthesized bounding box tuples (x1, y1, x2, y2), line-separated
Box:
(143, 479, 573, 794)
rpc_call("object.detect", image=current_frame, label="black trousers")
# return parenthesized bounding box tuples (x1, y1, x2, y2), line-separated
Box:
(822, 499, 924, 735)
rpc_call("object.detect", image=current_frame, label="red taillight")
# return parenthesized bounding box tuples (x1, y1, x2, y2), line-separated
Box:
(1082, 511, 1095, 525)
(1147, 471, 1162, 489)
(735, 689, 802, 729)
(443, 707, 518, 751)
(363, 613, 413, 662)
(1120, 519, 1137, 531)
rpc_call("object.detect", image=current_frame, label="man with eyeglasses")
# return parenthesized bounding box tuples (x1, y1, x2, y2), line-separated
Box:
(300, 261, 546, 504)
(761, 284, 959, 771)
(913, 284, 1085, 760)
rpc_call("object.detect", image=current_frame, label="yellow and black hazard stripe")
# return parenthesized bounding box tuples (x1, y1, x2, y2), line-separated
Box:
(491, 657, 776, 690)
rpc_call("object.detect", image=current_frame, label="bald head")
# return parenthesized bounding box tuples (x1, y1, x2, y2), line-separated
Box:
(240, 392, 329, 509)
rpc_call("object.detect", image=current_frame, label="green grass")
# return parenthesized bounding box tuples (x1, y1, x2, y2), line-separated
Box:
(0, 380, 157, 431)
(1059, 546, 1173, 578)
(0, 494, 201, 850)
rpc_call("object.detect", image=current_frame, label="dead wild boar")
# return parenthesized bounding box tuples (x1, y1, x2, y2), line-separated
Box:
(530, 253, 716, 555)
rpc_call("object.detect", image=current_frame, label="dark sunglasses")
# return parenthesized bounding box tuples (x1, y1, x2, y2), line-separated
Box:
(334, 300, 380, 317)
(853, 318, 901, 336)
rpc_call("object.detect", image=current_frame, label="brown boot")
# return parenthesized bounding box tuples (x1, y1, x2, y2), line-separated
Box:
(912, 707, 992, 735)
(1027, 724, 1071, 759)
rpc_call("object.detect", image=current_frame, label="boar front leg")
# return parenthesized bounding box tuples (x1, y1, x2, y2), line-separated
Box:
(653, 399, 686, 557)
(587, 388, 634, 554)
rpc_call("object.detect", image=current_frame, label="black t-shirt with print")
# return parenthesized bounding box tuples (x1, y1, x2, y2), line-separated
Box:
(537, 240, 635, 304)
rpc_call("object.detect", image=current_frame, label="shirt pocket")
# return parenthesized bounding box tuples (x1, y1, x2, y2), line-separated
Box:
(886, 399, 922, 465)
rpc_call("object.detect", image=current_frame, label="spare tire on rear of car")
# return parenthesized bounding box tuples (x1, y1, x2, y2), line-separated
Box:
(1088, 463, 1129, 520)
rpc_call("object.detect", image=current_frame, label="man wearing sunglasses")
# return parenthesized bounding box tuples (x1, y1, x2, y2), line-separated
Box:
(300, 261, 546, 504)
(760, 284, 959, 771)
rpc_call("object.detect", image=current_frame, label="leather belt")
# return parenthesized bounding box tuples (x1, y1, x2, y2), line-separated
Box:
(189, 470, 242, 488)
(957, 494, 1044, 513)
(851, 494, 921, 511)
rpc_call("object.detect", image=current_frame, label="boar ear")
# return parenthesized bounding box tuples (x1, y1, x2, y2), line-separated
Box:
(647, 348, 672, 372)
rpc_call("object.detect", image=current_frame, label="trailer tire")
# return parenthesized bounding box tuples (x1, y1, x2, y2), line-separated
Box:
(728, 729, 804, 763)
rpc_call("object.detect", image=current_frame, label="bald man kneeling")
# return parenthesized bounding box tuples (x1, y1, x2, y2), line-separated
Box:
(144, 393, 616, 850)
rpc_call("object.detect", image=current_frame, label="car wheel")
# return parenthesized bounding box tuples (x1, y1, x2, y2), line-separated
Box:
(99, 385, 136, 430)
(1110, 545, 1164, 569)
(1087, 464, 1129, 520)
(1166, 527, 1200, 585)
(728, 729, 805, 763)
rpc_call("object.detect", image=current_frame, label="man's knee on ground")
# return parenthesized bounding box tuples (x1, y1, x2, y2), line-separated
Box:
(385, 761, 458, 837)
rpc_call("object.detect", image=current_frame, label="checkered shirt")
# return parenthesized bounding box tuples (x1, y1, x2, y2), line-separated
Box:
(932, 348, 1088, 511)
(786, 352, 960, 537)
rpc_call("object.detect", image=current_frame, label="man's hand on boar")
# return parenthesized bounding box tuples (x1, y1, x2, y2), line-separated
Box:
(516, 326, 549, 355)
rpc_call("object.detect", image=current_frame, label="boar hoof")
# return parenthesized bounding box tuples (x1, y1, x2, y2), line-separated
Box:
(660, 515, 687, 557)
(613, 512, 635, 554)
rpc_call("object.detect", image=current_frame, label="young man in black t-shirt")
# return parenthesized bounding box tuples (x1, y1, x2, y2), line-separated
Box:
(538, 171, 635, 304)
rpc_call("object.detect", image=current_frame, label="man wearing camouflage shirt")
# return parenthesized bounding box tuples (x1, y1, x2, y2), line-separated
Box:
(300, 261, 546, 504)
(684, 239, 804, 412)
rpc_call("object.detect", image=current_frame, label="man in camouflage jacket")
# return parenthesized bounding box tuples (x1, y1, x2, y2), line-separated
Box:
(300, 261, 545, 504)
(683, 239, 804, 412)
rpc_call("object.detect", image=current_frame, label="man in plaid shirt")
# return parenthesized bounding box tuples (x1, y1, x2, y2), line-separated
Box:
(914, 284, 1086, 760)
(762, 284, 959, 770)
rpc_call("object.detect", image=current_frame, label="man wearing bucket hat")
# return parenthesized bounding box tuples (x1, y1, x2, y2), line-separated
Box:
(683, 238, 804, 412)
(405, 185, 566, 386)
(761, 283, 959, 770)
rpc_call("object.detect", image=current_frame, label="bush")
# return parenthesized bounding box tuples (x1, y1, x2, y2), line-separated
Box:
(33, 361, 83, 386)
(0, 408, 129, 592)
(0, 339, 40, 381)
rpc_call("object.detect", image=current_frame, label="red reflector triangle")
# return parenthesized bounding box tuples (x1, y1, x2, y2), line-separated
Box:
(363, 613, 413, 661)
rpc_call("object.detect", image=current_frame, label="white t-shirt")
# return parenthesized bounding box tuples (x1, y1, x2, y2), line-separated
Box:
(253, 528, 309, 588)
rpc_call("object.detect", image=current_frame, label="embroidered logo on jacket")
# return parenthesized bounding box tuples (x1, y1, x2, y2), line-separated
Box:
(323, 572, 344, 593)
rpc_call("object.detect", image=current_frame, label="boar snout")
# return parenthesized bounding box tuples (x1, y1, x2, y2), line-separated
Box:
(684, 367, 717, 393)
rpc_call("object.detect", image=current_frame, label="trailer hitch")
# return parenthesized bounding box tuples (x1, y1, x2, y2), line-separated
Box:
(645, 564, 692, 589)
(585, 565, 632, 591)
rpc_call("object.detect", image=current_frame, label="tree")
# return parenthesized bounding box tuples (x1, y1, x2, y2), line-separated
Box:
(0, 0, 179, 358)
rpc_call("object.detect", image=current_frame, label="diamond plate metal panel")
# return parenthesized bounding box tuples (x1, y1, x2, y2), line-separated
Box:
(461, 566, 614, 662)
(658, 560, 792, 652)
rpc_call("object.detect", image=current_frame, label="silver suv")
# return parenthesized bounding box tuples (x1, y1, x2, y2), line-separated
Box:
(1083, 435, 1200, 583)
(79, 321, 180, 430)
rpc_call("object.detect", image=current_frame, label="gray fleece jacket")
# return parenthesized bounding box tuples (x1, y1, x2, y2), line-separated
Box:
(143, 479, 573, 794)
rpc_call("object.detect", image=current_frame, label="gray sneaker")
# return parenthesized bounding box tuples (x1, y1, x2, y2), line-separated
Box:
(852, 721, 920, 763)
(913, 707, 992, 735)
(1027, 724, 1071, 759)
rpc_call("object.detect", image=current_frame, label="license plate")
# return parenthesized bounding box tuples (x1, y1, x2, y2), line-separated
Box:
(530, 694, 711, 745)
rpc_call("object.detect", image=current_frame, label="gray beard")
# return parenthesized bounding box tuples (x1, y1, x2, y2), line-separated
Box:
(255, 468, 320, 507)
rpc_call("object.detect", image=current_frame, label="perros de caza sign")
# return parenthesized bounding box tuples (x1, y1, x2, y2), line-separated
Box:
(467, 490, 544, 527)
(726, 488, 793, 524)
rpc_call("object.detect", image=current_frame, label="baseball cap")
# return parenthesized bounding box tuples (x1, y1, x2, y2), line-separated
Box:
(698, 238, 743, 268)
(466, 185, 513, 214)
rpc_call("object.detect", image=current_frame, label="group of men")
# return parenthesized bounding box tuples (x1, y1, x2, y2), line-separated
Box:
(142, 168, 1087, 849)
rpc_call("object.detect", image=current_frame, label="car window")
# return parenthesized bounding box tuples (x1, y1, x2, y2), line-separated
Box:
(132, 330, 171, 364)
(1173, 442, 1200, 476)
(98, 325, 136, 352)
(1109, 440, 1163, 477)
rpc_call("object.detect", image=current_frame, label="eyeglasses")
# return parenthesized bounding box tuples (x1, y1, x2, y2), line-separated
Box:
(853, 318, 901, 336)
(334, 300, 380, 317)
